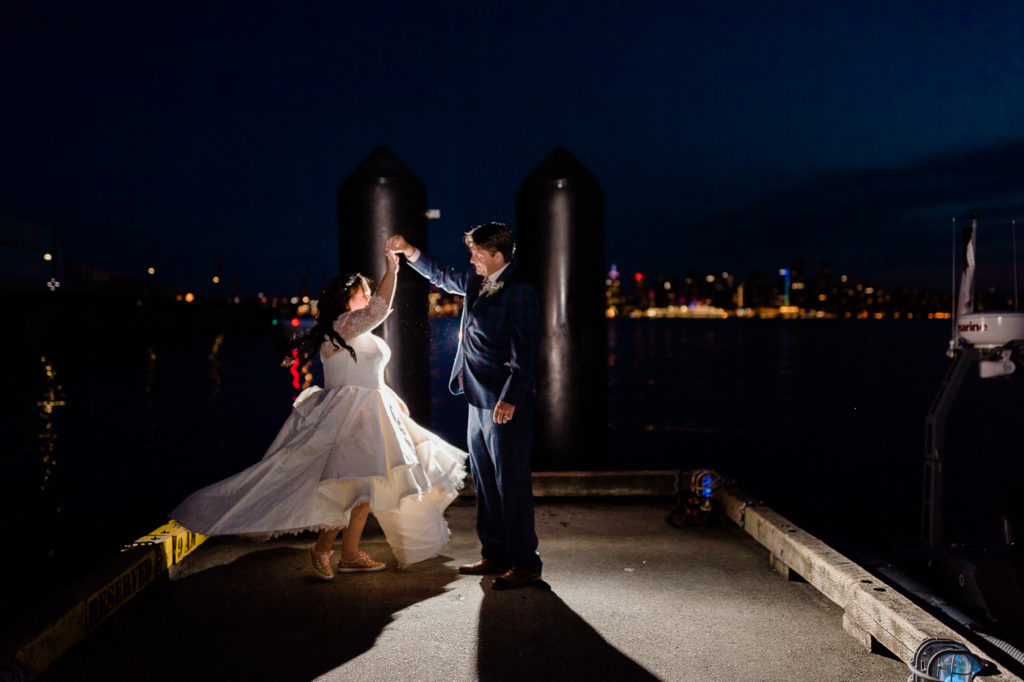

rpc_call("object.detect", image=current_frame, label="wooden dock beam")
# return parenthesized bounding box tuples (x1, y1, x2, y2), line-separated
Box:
(718, 484, 1022, 681)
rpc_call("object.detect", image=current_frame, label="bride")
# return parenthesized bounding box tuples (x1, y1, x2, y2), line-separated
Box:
(171, 249, 467, 578)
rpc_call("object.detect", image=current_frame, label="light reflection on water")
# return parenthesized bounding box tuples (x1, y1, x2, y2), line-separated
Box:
(208, 333, 223, 402)
(4, 328, 297, 624)
(36, 355, 66, 492)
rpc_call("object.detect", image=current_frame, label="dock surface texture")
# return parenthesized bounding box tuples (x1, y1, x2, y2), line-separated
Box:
(38, 498, 910, 682)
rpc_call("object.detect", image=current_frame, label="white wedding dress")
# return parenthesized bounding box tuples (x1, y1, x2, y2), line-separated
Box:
(170, 295, 468, 566)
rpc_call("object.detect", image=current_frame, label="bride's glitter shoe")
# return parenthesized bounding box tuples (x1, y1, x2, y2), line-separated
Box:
(337, 551, 386, 573)
(310, 547, 335, 580)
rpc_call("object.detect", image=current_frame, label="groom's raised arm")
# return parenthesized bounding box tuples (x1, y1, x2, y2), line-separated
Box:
(408, 252, 471, 297)
(389, 234, 470, 296)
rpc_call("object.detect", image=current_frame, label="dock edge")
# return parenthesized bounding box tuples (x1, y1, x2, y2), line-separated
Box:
(12, 521, 205, 679)
(718, 484, 1024, 681)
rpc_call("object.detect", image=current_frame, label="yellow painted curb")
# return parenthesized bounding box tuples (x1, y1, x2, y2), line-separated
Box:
(14, 521, 205, 679)
(127, 521, 207, 570)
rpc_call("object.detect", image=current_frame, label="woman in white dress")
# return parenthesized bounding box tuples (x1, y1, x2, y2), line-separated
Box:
(171, 250, 467, 579)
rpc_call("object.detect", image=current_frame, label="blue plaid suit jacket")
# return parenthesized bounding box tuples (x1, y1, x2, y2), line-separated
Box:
(409, 253, 539, 410)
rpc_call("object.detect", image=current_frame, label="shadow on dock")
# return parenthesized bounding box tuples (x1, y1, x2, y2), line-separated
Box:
(476, 579, 658, 680)
(41, 542, 459, 681)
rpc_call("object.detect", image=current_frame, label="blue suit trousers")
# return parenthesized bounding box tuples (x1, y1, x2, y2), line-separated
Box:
(467, 402, 541, 575)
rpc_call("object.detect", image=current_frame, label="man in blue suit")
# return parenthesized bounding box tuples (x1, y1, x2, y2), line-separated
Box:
(388, 223, 544, 589)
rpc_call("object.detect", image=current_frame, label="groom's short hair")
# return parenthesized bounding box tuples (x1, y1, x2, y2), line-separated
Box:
(464, 222, 516, 262)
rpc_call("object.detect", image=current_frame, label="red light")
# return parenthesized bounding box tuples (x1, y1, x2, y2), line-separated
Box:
(290, 318, 300, 327)
(634, 272, 643, 283)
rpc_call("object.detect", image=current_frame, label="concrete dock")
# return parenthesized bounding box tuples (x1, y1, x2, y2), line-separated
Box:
(35, 497, 912, 681)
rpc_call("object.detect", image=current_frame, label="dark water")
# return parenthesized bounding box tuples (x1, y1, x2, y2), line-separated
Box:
(5, 310, 1024, 632)
(607, 318, 946, 541)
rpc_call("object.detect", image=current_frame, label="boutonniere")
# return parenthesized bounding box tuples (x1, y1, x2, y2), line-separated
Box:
(483, 281, 505, 297)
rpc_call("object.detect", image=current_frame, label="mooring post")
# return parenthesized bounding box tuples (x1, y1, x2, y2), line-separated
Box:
(336, 146, 431, 421)
(516, 146, 608, 469)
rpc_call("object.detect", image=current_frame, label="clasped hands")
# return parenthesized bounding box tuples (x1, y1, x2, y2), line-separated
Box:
(387, 235, 414, 258)
(384, 235, 410, 271)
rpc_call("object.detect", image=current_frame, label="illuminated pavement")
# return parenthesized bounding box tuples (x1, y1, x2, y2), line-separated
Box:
(39, 499, 907, 681)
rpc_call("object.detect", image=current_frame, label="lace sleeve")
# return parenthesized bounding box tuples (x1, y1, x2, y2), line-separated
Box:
(332, 295, 391, 340)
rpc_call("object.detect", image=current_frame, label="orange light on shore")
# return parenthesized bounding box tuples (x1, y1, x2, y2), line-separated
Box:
(184, 293, 195, 303)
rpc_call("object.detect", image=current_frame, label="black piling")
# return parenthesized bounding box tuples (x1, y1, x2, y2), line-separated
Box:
(336, 146, 430, 421)
(516, 146, 608, 470)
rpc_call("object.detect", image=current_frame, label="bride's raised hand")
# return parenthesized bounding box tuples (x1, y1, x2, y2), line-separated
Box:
(385, 248, 400, 271)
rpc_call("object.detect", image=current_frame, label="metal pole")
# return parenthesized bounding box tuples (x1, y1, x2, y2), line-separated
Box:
(951, 217, 956, 341)
(923, 347, 976, 550)
(1013, 219, 1018, 311)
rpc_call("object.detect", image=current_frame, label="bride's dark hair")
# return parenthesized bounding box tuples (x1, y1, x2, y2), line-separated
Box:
(296, 273, 371, 362)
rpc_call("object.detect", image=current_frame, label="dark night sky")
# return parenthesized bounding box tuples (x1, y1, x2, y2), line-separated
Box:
(2, 1, 1023, 295)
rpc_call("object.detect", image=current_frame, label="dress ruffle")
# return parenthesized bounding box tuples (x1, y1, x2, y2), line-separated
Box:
(171, 384, 467, 566)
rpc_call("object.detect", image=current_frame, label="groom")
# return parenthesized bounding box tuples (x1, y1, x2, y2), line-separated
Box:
(388, 223, 544, 589)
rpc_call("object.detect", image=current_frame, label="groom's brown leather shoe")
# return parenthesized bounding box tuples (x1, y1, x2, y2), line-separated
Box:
(458, 558, 509, 575)
(491, 567, 548, 590)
